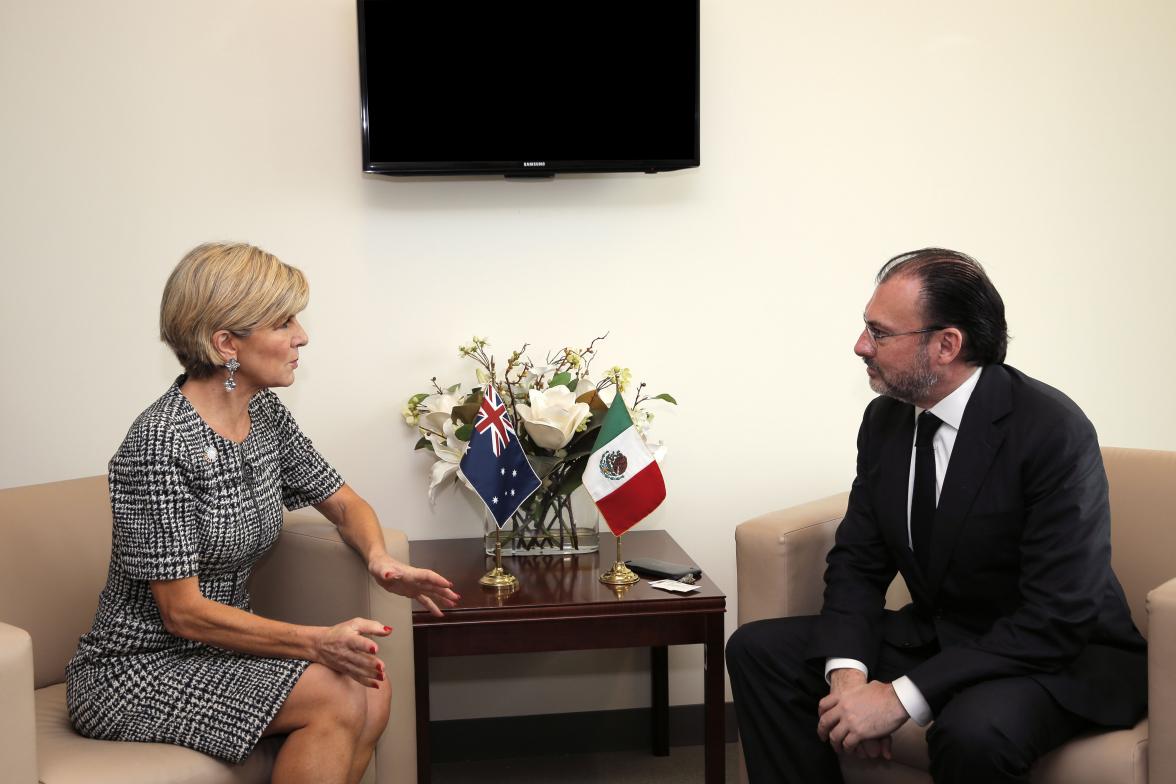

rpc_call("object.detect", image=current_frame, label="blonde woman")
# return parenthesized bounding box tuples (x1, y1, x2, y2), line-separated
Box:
(66, 243, 459, 784)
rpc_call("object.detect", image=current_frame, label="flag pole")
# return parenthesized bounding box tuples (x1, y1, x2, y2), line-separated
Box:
(479, 524, 520, 590)
(599, 531, 639, 585)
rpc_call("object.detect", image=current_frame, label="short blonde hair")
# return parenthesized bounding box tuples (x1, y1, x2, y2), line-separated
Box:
(160, 242, 309, 378)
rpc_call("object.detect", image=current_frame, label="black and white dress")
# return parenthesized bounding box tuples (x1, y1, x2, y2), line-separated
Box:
(66, 378, 344, 763)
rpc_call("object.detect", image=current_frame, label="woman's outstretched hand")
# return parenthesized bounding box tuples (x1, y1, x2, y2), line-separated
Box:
(369, 555, 461, 617)
(315, 617, 391, 688)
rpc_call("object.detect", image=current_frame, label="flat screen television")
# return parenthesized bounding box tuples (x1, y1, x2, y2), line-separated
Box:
(357, 0, 700, 177)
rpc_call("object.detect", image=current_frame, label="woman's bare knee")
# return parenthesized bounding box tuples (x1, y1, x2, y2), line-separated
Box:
(360, 678, 392, 745)
(332, 679, 368, 737)
(265, 663, 367, 738)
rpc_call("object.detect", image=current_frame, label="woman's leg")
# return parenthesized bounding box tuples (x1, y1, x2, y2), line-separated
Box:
(263, 663, 374, 784)
(346, 678, 393, 784)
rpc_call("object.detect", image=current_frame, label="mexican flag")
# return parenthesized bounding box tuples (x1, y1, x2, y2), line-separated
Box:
(582, 393, 666, 536)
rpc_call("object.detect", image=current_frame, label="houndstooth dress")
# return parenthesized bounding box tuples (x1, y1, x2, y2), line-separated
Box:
(66, 378, 344, 764)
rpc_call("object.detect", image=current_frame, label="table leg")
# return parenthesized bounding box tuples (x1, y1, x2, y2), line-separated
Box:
(414, 631, 431, 784)
(651, 645, 669, 756)
(704, 614, 725, 783)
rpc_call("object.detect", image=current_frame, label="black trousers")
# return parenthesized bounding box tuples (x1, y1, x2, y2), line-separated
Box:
(726, 616, 1091, 784)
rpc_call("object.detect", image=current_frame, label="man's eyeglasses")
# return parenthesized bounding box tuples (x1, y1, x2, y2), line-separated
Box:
(862, 324, 945, 346)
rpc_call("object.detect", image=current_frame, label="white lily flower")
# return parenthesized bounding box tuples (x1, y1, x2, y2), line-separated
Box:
(426, 419, 472, 503)
(516, 386, 592, 450)
(428, 460, 461, 504)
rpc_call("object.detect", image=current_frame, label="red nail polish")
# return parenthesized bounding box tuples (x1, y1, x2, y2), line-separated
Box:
(383, 626, 391, 632)
(377, 672, 384, 681)
(370, 645, 377, 654)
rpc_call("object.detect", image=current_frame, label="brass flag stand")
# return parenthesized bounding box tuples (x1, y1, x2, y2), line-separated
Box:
(599, 532, 640, 586)
(479, 525, 519, 590)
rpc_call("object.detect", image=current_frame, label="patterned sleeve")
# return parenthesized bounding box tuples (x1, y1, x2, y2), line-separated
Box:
(259, 390, 345, 510)
(109, 415, 200, 581)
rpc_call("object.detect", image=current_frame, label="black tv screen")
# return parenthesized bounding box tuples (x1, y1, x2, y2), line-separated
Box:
(358, 0, 700, 176)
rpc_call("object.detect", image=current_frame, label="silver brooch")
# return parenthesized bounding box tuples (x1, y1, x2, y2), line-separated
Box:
(205, 446, 218, 463)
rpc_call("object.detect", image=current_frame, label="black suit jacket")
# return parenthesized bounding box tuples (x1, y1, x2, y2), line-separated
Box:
(809, 364, 1146, 726)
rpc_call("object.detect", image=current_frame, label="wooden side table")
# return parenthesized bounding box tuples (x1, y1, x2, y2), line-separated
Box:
(410, 529, 727, 783)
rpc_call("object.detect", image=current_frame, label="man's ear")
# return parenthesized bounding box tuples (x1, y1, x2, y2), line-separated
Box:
(934, 327, 964, 366)
(210, 330, 240, 365)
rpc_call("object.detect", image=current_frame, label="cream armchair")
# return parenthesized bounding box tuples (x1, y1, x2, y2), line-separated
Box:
(734, 447, 1176, 784)
(0, 475, 417, 784)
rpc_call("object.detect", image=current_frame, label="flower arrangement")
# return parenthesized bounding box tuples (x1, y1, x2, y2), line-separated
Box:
(404, 335, 676, 554)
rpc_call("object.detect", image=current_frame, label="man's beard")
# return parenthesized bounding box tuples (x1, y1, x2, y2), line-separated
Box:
(866, 346, 939, 405)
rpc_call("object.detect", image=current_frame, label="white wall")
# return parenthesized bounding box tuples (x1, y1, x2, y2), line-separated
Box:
(2, 0, 1174, 721)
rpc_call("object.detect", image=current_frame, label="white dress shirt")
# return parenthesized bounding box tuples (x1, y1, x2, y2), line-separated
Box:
(825, 366, 983, 726)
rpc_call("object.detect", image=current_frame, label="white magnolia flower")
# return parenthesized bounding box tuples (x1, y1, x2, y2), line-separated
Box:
(417, 391, 463, 441)
(516, 386, 592, 450)
(426, 419, 472, 503)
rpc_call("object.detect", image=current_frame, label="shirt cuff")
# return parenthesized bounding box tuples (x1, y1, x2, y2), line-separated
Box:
(824, 658, 868, 684)
(891, 676, 933, 726)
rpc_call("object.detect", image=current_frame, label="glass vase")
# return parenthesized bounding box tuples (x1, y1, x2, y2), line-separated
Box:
(483, 485, 601, 556)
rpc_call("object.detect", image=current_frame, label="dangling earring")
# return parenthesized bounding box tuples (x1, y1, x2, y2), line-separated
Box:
(224, 358, 240, 392)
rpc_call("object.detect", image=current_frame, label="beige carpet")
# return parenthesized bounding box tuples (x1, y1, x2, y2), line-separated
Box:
(433, 742, 741, 783)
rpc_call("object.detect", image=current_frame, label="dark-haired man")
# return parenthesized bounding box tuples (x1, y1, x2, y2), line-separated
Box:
(727, 249, 1146, 783)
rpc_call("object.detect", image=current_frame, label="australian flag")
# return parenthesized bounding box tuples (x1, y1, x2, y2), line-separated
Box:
(460, 384, 542, 527)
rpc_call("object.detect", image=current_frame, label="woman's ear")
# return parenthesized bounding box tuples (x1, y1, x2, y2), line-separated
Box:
(210, 330, 240, 365)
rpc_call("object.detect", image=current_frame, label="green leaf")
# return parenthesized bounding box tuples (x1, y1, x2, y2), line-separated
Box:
(562, 428, 600, 461)
(558, 475, 584, 496)
(527, 454, 562, 479)
(406, 392, 429, 408)
(555, 455, 589, 495)
(451, 389, 483, 425)
(446, 383, 461, 394)
(654, 393, 678, 405)
(414, 437, 434, 452)
(568, 379, 578, 393)
(455, 424, 473, 441)
(564, 425, 602, 454)
(550, 371, 573, 388)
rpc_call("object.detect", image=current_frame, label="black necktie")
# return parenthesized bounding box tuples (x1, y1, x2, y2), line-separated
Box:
(911, 411, 943, 574)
